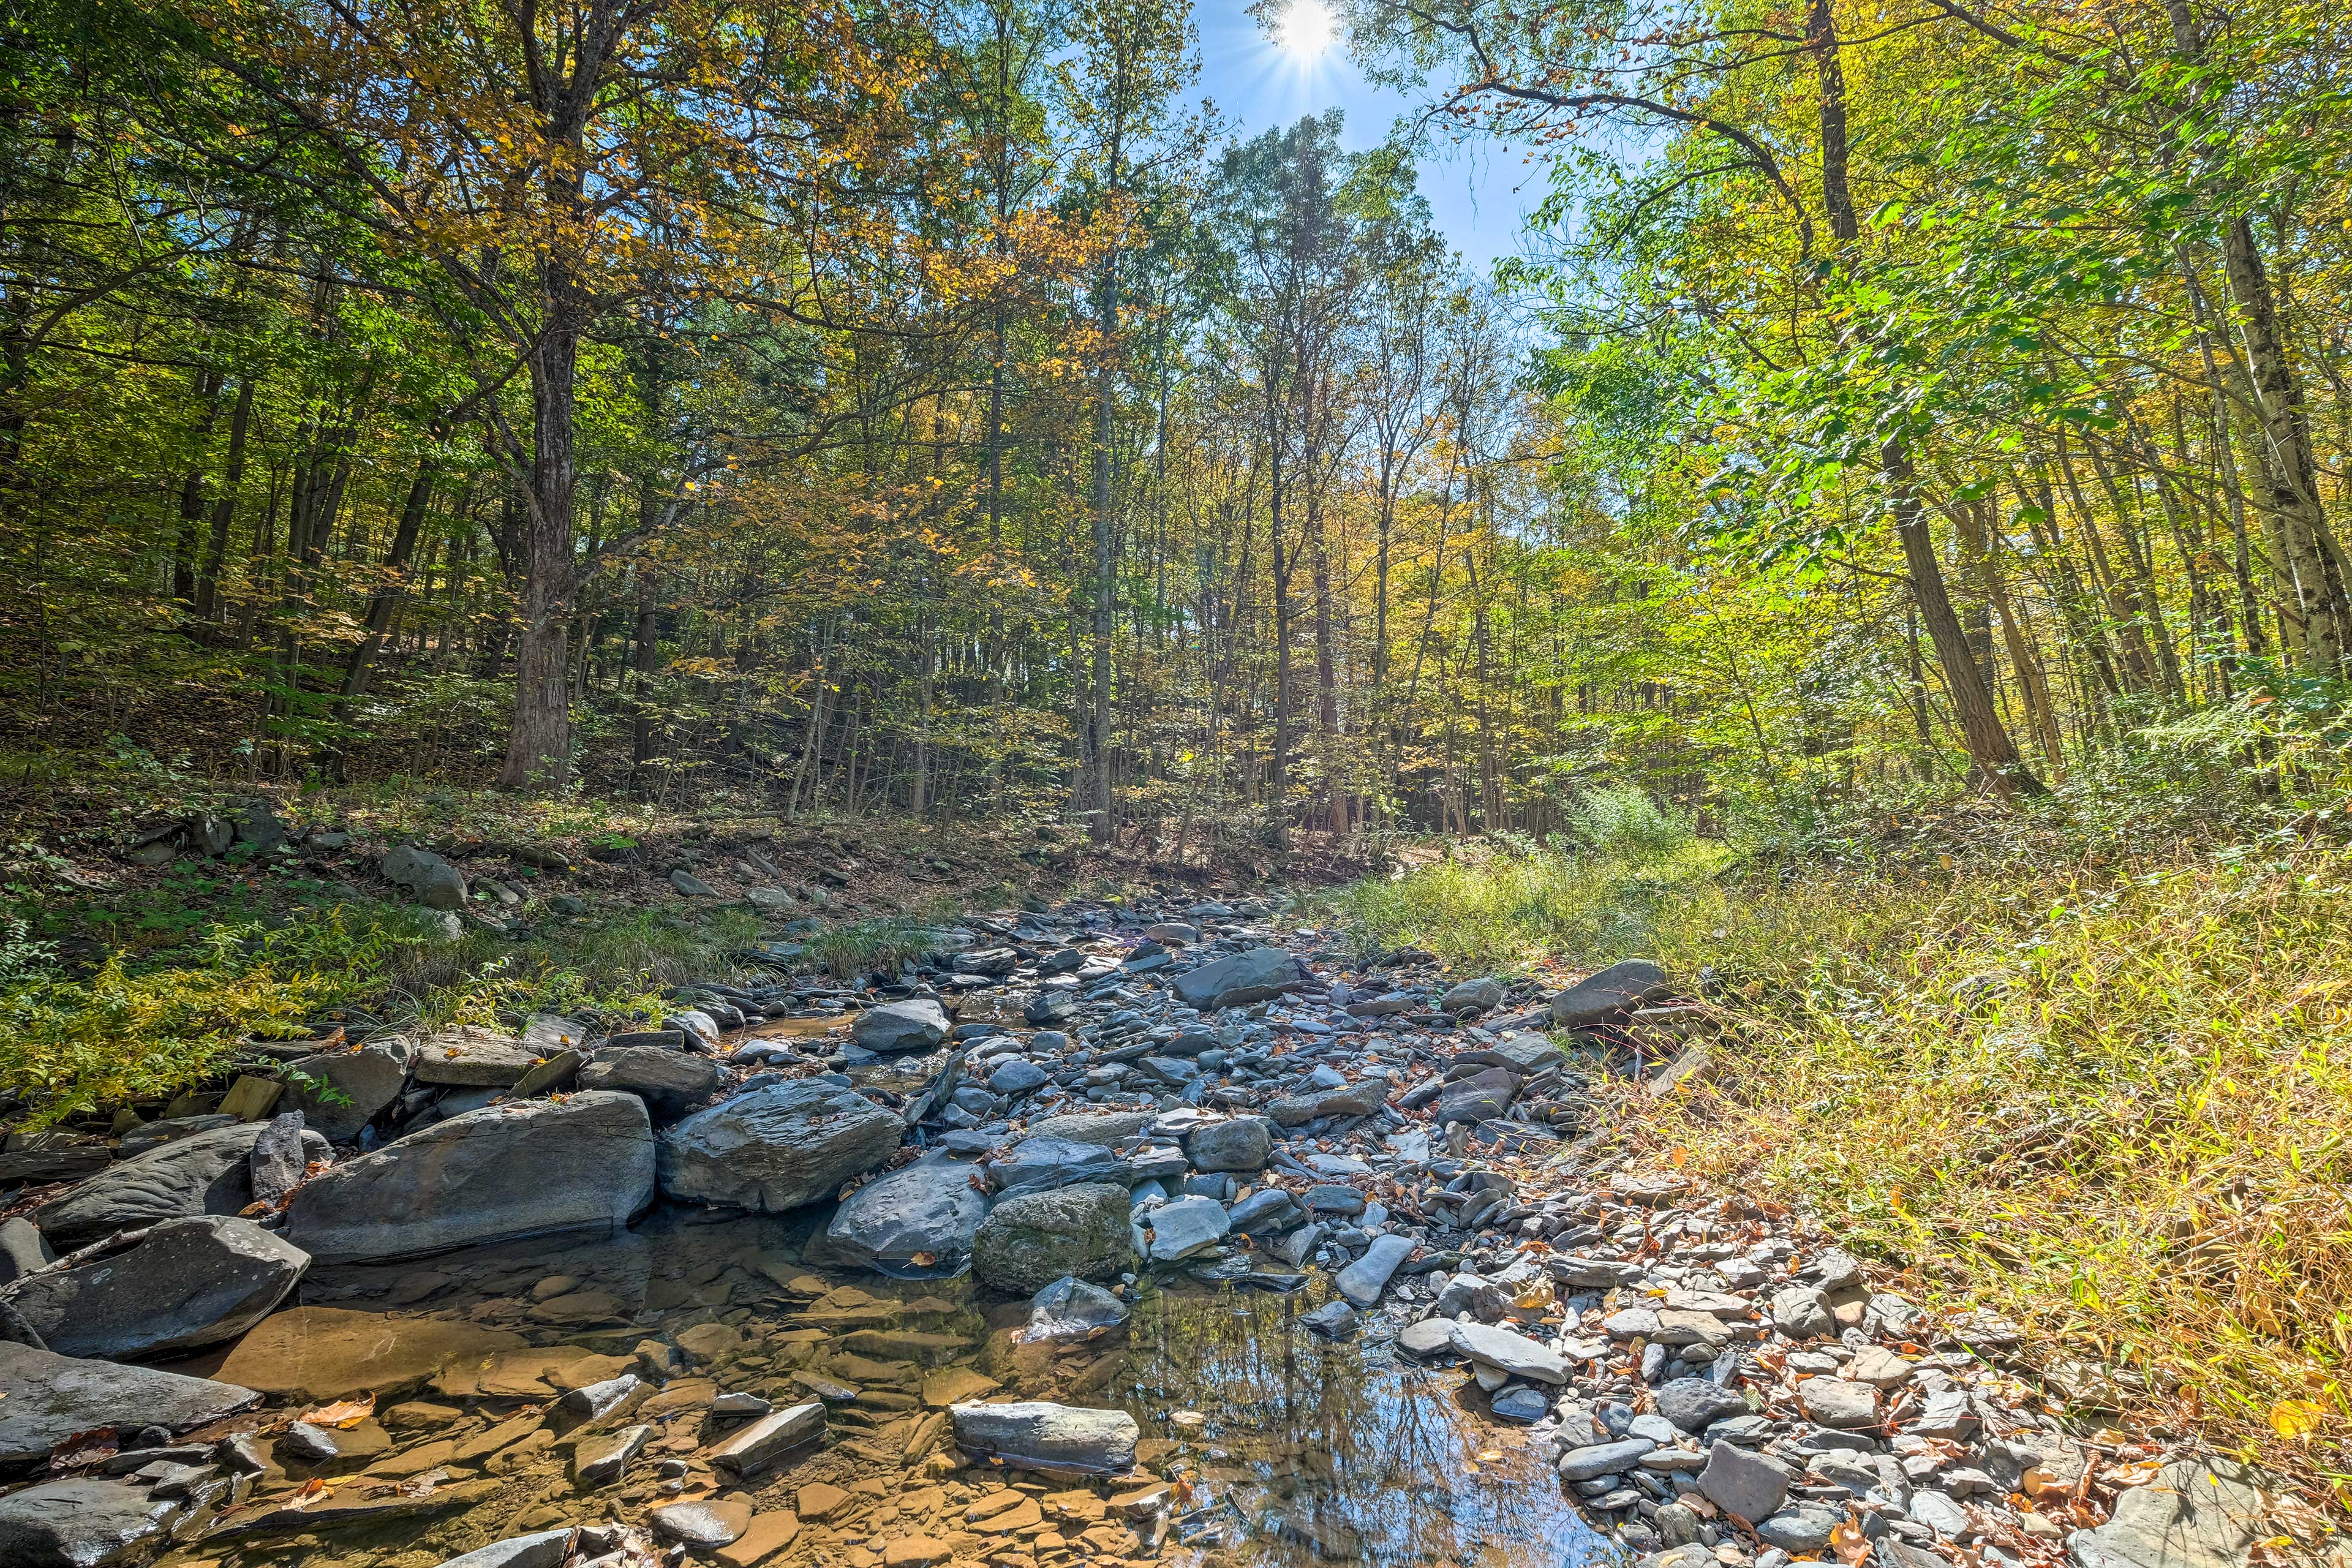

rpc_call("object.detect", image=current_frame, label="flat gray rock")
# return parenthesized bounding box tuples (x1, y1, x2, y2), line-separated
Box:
(0, 1477, 178, 1568)
(1797, 1376, 1877, 1429)
(1023, 1112, 1150, 1147)
(1140, 1196, 1229, 1261)
(1265, 1079, 1387, 1126)
(707, 1402, 826, 1475)
(434, 1530, 576, 1568)
(33, 1121, 325, 1245)
(6, 1215, 307, 1360)
(1550, 959, 1670, 1027)
(658, 1080, 901, 1212)
(987, 1136, 1128, 1197)
(577, 1045, 722, 1118)
(1450, 1321, 1569, 1384)
(949, 1401, 1137, 1474)
(286, 1091, 654, 1261)
(1333, 1234, 1414, 1308)
(1656, 1378, 1749, 1432)
(2066, 1457, 2272, 1568)
(1185, 1118, 1272, 1171)
(1172, 946, 1299, 1011)
(411, 1026, 540, 1087)
(1558, 1437, 1655, 1481)
(815, 1152, 991, 1278)
(850, 998, 949, 1054)
(0, 1343, 259, 1464)
(1698, 1439, 1790, 1522)
(1755, 1500, 1844, 1553)
(1024, 1276, 1131, 1341)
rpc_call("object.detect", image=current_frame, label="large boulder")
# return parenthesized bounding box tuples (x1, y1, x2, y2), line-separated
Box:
(411, 1025, 540, 1087)
(1182, 1118, 1272, 1172)
(381, 843, 468, 910)
(577, 1046, 723, 1119)
(2066, 1457, 2272, 1568)
(0, 1478, 178, 1568)
(984, 1137, 1128, 1198)
(34, 1122, 328, 1245)
(850, 998, 950, 1054)
(0, 1343, 258, 1465)
(1171, 947, 1300, 1012)
(972, 1183, 1133, 1295)
(949, 1402, 1137, 1474)
(1550, 959, 1670, 1028)
(813, 1152, 991, 1278)
(658, 1080, 902, 1212)
(4, 1216, 307, 1360)
(280, 1036, 415, 1142)
(285, 1091, 655, 1262)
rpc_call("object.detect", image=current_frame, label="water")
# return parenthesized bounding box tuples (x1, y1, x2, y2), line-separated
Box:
(154, 1210, 1616, 1568)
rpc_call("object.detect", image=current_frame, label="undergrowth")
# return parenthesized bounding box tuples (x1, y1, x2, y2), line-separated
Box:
(1337, 796, 2352, 1498)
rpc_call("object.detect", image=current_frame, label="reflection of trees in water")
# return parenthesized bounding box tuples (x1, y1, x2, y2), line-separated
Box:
(1111, 1287, 1610, 1568)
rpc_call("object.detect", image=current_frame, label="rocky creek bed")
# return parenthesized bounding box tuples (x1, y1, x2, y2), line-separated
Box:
(0, 894, 2298, 1568)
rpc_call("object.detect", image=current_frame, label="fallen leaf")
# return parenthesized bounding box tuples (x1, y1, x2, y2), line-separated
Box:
(300, 1393, 375, 1430)
(2268, 1399, 2326, 1441)
(1831, 1513, 1871, 1566)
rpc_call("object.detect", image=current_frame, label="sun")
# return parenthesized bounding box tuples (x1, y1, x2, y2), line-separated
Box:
(1277, 0, 1338, 58)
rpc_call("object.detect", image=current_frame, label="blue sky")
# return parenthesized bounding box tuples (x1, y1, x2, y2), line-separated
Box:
(1188, 0, 1537, 279)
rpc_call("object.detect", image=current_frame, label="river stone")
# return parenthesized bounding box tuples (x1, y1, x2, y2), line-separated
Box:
(1183, 1118, 1272, 1172)
(412, 1025, 541, 1087)
(659, 1081, 902, 1212)
(1559, 1438, 1656, 1481)
(1755, 1501, 1845, 1553)
(815, 1152, 991, 1277)
(1333, 1234, 1414, 1308)
(1301, 1300, 1359, 1338)
(1265, 1079, 1387, 1126)
(987, 1059, 1049, 1096)
(1697, 1439, 1790, 1521)
(434, 1530, 576, 1568)
(1439, 976, 1504, 1014)
(1550, 959, 1670, 1027)
(247, 1111, 309, 1204)
(1024, 1276, 1131, 1341)
(1139, 1196, 1229, 1261)
(986, 1136, 1128, 1197)
(707, 1402, 826, 1475)
(1770, 1283, 1836, 1338)
(1171, 946, 1299, 1011)
(5, 1216, 307, 1360)
(1656, 1378, 1749, 1432)
(279, 1044, 418, 1142)
(851, 998, 950, 1054)
(1397, 1319, 1458, 1360)
(1438, 1068, 1520, 1126)
(285, 1091, 655, 1262)
(1450, 1321, 1569, 1384)
(652, 1497, 753, 1548)
(577, 1046, 723, 1118)
(1023, 1112, 1149, 1147)
(0, 1343, 259, 1464)
(1227, 1189, 1301, 1234)
(1798, 1376, 1877, 1428)
(2066, 1457, 2271, 1568)
(0, 1219, 51, 1284)
(973, 1183, 1133, 1295)
(0, 1477, 178, 1568)
(949, 1401, 1137, 1474)
(194, 1306, 527, 1400)
(34, 1122, 328, 1244)
(381, 844, 467, 909)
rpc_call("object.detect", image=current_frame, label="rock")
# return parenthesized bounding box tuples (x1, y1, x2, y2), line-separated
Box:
(1770, 1284, 1836, 1339)
(1450, 1321, 1569, 1384)
(1550, 959, 1670, 1027)
(670, 869, 718, 897)
(1023, 1277, 1130, 1341)
(1756, 1501, 1844, 1553)
(707, 1402, 826, 1476)
(195, 1306, 526, 1401)
(1227, 1189, 1301, 1235)
(577, 1046, 723, 1118)
(2066, 1457, 2272, 1568)
(1798, 1376, 1877, 1429)
(973, 1184, 1133, 1295)
(0, 1219, 51, 1284)
(412, 1025, 541, 1087)
(434, 1530, 576, 1568)
(0, 1343, 258, 1464)
(285, 1092, 655, 1262)
(817, 1153, 991, 1278)
(4, 1216, 307, 1360)
(1656, 1378, 1749, 1432)
(949, 1402, 1137, 1474)
(1491, 1386, 1549, 1422)
(851, 998, 950, 1054)
(717, 1513, 802, 1568)
(0, 1477, 177, 1568)
(1396, 1319, 1457, 1360)
(1559, 1438, 1656, 1481)
(247, 1111, 309, 1204)
(986, 1137, 1128, 1197)
(34, 1121, 326, 1244)
(1023, 992, 1078, 1026)
(1301, 1300, 1359, 1338)
(1183, 1118, 1272, 1172)
(382, 844, 468, 909)
(231, 800, 289, 854)
(658, 1080, 902, 1212)
(1171, 947, 1300, 1011)
(1438, 1068, 1519, 1126)
(652, 1497, 753, 1548)
(1139, 1196, 1229, 1261)
(746, 888, 797, 913)
(1265, 1079, 1387, 1126)
(575, 1423, 651, 1487)
(1333, 1234, 1414, 1308)
(1439, 977, 1504, 1014)
(987, 1059, 1049, 1096)
(1698, 1439, 1790, 1521)
(1024, 1112, 1148, 1146)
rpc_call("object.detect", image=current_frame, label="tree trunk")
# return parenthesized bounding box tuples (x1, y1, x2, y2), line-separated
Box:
(498, 315, 580, 790)
(337, 447, 438, 707)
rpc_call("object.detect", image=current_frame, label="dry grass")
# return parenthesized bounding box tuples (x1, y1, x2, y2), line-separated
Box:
(1339, 827, 2352, 1499)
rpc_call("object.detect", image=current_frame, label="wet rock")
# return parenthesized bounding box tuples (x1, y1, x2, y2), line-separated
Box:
(1023, 1277, 1130, 1341)
(1171, 947, 1299, 1011)
(949, 1401, 1137, 1474)
(1333, 1234, 1414, 1308)
(1697, 1439, 1790, 1522)
(553, 1373, 643, 1430)
(575, 1423, 652, 1487)
(1550, 959, 1670, 1027)
(2066, 1457, 2272, 1568)
(1450, 1321, 1569, 1384)
(1491, 1386, 1549, 1422)
(851, 998, 950, 1054)
(657, 1080, 900, 1212)
(285, 1091, 655, 1262)
(0, 1343, 258, 1464)
(0, 1477, 176, 1568)
(652, 1497, 753, 1548)
(707, 1402, 826, 1476)
(1139, 1196, 1229, 1262)
(435, 1529, 576, 1568)
(577, 1046, 723, 1118)
(973, 1184, 1134, 1295)
(5, 1216, 307, 1360)
(815, 1152, 991, 1278)
(34, 1121, 328, 1244)
(986, 1137, 1128, 1198)
(197, 1306, 527, 1401)
(382, 844, 467, 909)
(1300, 1300, 1359, 1338)
(1183, 1118, 1272, 1172)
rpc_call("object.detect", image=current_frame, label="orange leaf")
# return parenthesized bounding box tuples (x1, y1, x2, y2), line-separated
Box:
(300, 1393, 375, 1430)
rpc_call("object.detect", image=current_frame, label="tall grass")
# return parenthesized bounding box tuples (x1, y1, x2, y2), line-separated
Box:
(1338, 820, 2352, 1493)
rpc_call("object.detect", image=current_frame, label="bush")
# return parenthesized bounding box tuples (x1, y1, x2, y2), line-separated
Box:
(1564, 785, 1694, 858)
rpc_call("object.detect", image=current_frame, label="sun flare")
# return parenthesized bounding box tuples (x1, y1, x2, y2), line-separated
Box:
(1278, 0, 1337, 57)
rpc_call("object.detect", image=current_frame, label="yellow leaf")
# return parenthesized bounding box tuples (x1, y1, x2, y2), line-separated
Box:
(2269, 1399, 2326, 1440)
(300, 1393, 375, 1430)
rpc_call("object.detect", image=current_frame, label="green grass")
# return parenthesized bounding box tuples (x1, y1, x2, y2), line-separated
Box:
(1336, 822, 2352, 1499)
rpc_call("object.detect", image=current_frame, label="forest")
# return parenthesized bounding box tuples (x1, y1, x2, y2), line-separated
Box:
(10, 0, 2350, 848)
